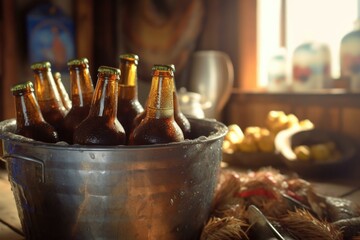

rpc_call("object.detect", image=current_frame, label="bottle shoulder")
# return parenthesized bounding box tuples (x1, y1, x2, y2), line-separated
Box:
(130, 117, 184, 145)
(341, 29, 360, 42)
(16, 122, 59, 143)
(74, 116, 125, 145)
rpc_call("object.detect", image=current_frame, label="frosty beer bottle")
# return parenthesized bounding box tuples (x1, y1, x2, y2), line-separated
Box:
(129, 64, 184, 145)
(73, 66, 126, 145)
(62, 58, 94, 144)
(11, 81, 59, 143)
(132, 65, 191, 139)
(117, 54, 144, 143)
(54, 72, 72, 111)
(31, 61, 67, 139)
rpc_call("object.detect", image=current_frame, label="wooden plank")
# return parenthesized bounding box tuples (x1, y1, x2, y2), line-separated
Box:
(224, 92, 360, 144)
(342, 107, 360, 143)
(0, 170, 23, 240)
(1, 0, 18, 120)
(74, 0, 94, 69)
(237, 0, 257, 90)
(0, 0, 3, 121)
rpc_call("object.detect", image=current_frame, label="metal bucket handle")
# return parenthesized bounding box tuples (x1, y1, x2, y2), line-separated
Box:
(0, 154, 45, 183)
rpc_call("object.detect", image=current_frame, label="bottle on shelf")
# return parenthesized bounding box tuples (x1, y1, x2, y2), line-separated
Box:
(62, 58, 94, 144)
(129, 64, 184, 145)
(73, 66, 126, 146)
(31, 61, 67, 139)
(117, 54, 144, 143)
(340, 19, 360, 92)
(11, 81, 59, 143)
(54, 71, 72, 111)
(291, 41, 331, 92)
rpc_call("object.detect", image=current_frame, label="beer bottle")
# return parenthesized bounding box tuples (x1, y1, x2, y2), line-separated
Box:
(132, 65, 191, 139)
(11, 81, 59, 143)
(129, 64, 184, 145)
(31, 61, 67, 139)
(54, 72, 72, 111)
(117, 54, 144, 143)
(62, 58, 94, 144)
(73, 66, 126, 146)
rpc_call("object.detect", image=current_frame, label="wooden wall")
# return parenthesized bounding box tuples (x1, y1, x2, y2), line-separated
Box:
(224, 91, 360, 145)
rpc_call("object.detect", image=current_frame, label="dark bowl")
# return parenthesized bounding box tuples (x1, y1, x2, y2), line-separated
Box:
(274, 128, 358, 178)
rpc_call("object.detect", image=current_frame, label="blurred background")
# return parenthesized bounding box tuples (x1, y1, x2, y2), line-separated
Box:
(1, 0, 360, 143)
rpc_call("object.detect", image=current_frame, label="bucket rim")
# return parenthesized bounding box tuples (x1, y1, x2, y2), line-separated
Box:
(0, 118, 228, 151)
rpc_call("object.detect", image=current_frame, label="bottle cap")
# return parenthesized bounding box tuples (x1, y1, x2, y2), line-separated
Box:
(54, 72, 61, 80)
(67, 58, 89, 67)
(98, 66, 121, 76)
(169, 64, 176, 72)
(30, 61, 51, 70)
(119, 54, 139, 65)
(152, 64, 175, 76)
(152, 64, 175, 72)
(11, 81, 34, 94)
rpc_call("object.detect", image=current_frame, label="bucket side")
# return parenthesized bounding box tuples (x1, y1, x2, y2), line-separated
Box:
(1, 119, 226, 240)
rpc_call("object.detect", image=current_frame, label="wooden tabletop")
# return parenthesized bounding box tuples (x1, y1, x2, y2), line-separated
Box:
(0, 162, 359, 240)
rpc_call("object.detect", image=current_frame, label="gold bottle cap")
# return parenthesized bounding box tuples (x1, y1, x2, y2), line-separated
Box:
(11, 81, 34, 93)
(119, 53, 139, 65)
(67, 57, 89, 66)
(169, 64, 175, 72)
(30, 61, 51, 70)
(54, 72, 61, 80)
(98, 66, 121, 76)
(152, 64, 175, 74)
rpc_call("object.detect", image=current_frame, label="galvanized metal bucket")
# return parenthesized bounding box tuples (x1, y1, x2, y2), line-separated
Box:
(0, 118, 227, 240)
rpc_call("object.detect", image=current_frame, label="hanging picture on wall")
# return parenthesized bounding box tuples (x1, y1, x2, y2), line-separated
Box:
(26, 3, 75, 73)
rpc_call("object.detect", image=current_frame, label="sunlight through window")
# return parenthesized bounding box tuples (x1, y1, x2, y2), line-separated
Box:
(257, 0, 359, 89)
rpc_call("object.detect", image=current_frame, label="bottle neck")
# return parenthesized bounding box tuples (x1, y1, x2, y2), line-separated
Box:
(119, 60, 137, 86)
(70, 67, 94, 107)
(33, 69, 65, 107)
(119, 61, 138, 100)
(88, 75, 118, 119)
(55, 75, 72, 111)
(146, 74, 174, 119)
(14, 91, 45, 127)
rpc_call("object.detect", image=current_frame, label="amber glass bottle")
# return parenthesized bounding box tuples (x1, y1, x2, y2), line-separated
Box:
(129, 64, 184, 145)
(31, 61, 67, 139)
(73, 66, 126, 146)
(11, 81, 59, 143)
(117, 54, 144, 143)
(132, 65, 191, 139)
(54, 72, 72, 111)
(62, 58, 94, 144)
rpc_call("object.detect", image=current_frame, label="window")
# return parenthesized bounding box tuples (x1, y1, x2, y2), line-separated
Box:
(257, 0, 359, 88)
